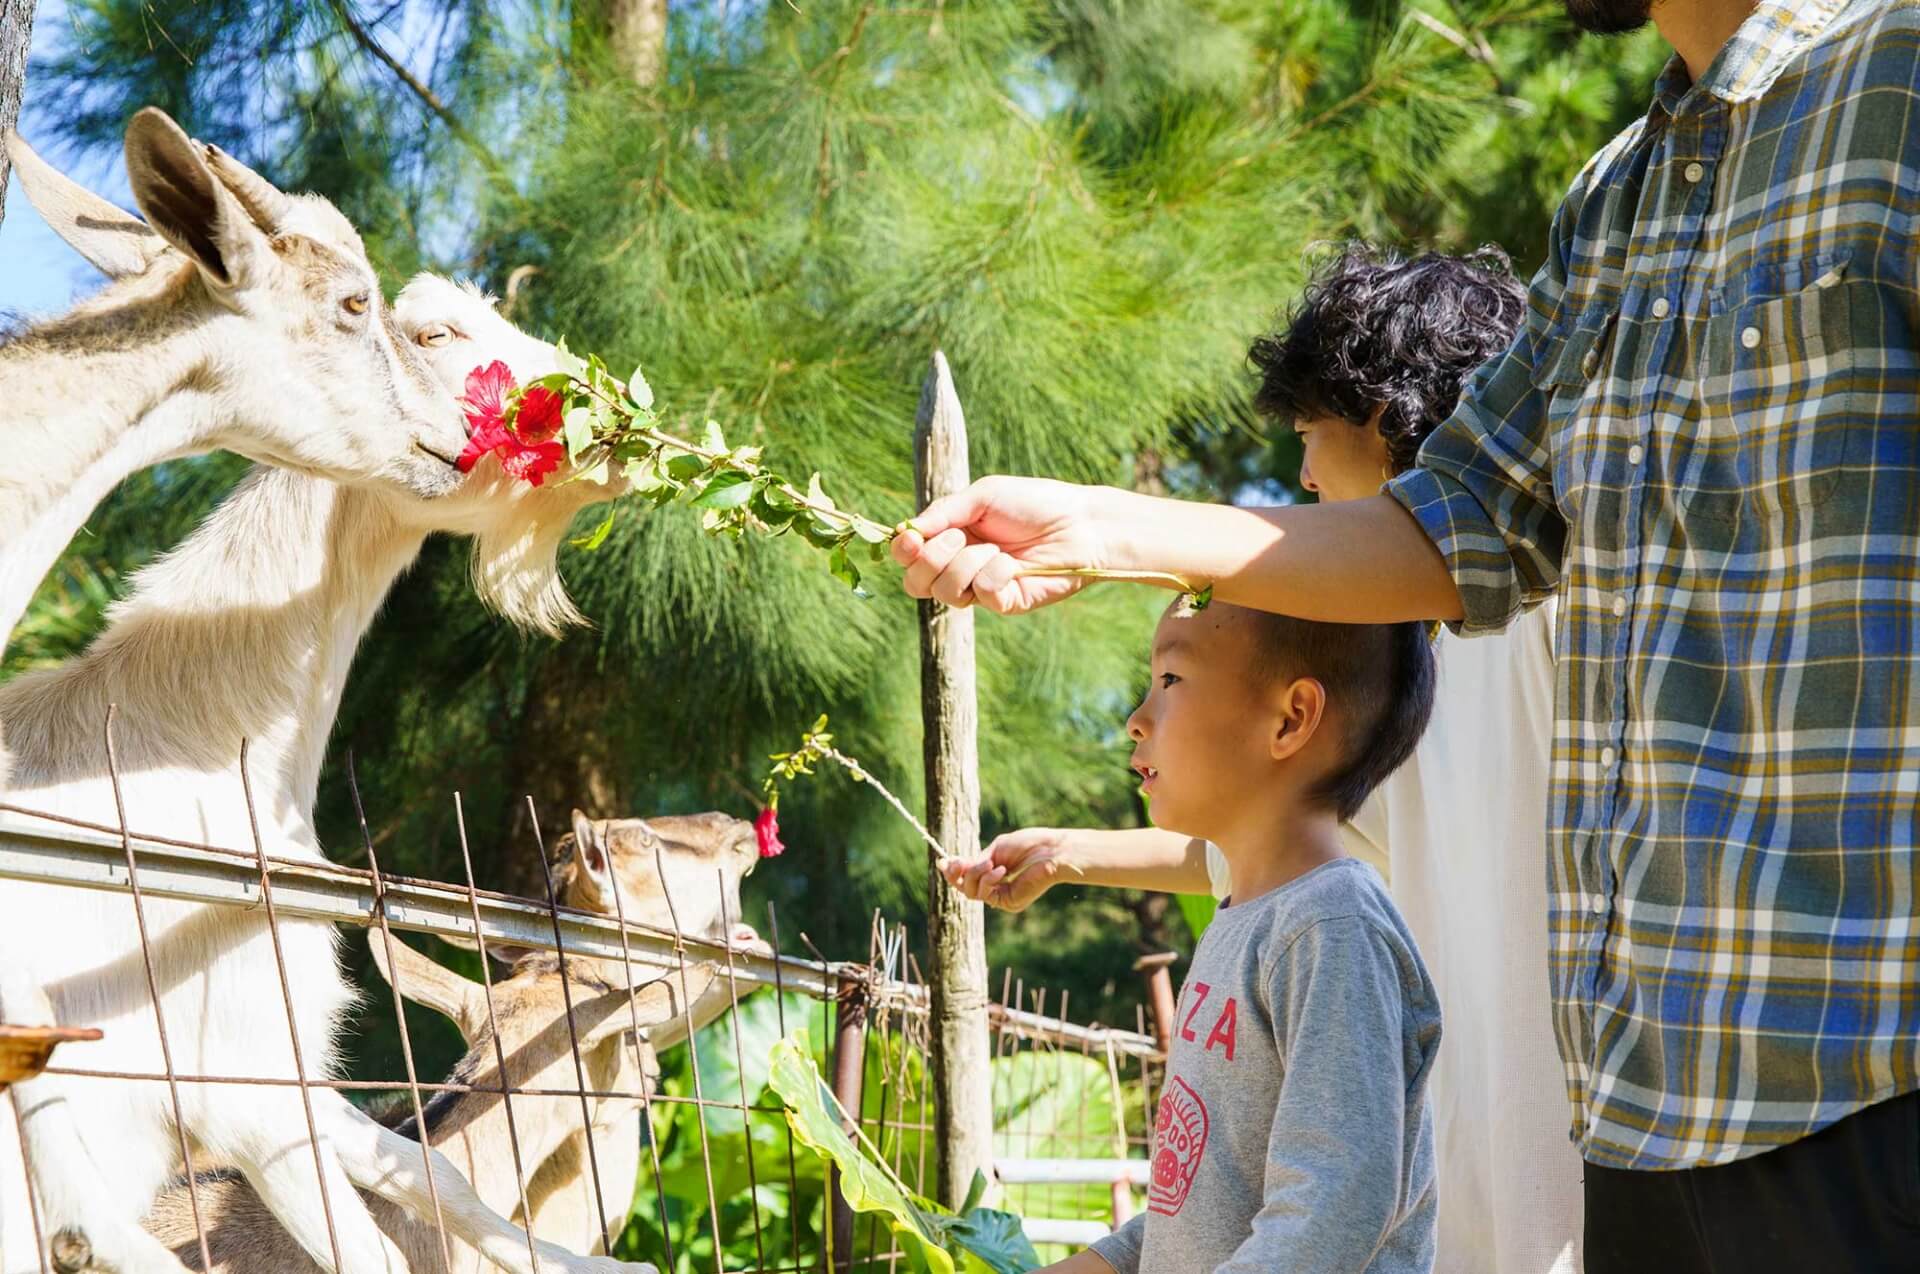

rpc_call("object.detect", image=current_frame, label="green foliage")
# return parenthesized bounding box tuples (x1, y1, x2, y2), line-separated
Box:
(16, 0, 1668, 1059)
(768, 1029, 1041, 1274)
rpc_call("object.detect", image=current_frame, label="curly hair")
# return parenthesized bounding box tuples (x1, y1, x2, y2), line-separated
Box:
(1249, 243, 1527, 474)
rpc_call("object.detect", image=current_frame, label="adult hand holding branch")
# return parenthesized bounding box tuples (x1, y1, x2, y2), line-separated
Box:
(893, 477, 1465, 624)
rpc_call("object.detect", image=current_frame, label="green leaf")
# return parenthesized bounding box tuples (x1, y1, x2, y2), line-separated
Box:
(554, 338, 586, 381)
(928, 1208, 1042, 1274)
(563, 407, 595, 461)
(569, 508, 617, 550)
(701, 419, 727, 454)
(768, 1031, 955, 1274)
(692, 470, 754, 509)
(851, 518, 890, 545)
(828, 545, 861, 591)
(960, 1169, 989, 1217)
(805, 472, 836, 511)
(1176, 893, 1217, 941)
(665, 453, 707, 483)
(628, 365, 654, 410)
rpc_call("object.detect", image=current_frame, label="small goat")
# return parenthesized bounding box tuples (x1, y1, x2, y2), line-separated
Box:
(0, 110, 469, 658)
(142, 809, 770, 1272)
(0, 280, 629, 1274)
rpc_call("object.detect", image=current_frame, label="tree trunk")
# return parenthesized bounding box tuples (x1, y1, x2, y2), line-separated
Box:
(915, 351, 994, 1210)
(607, 0, 666, 89)
(0, 0, 37, 231)
(499, 655, 628, 900)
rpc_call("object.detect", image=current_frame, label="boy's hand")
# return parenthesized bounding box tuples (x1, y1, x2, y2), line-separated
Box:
(893, 477, 1126, 614)
(940, 828, 1071, 912)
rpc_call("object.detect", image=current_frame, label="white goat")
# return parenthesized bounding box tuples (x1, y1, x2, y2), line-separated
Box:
(0, 280, 632, 1274)
(141, 809, 771, 1271)
(0, 109, 470, 660)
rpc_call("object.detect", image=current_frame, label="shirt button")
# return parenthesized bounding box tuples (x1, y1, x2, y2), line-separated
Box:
(1590, 893, 1607, 916)
(1651, 297, 1671, 319)
(1684, 161, 1705, 183)
(1581, 349, 1601, 377)
(1601, 746, 1617, 768)
(1627, 443, 1645, 465)
(1741, 326, 1762, 349)
(1612, 596, 1627, 617)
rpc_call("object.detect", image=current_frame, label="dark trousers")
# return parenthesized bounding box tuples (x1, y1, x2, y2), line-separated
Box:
(1585, 1090, 1920, 1274)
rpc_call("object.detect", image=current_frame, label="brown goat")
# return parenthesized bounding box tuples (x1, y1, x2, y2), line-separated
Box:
(143, 809, 768, 1272)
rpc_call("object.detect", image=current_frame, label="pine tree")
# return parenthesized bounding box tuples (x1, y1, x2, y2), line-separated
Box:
(15, 0, 1656, 1002)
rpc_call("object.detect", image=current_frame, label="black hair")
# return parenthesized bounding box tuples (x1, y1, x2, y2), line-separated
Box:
(1245, 610, 1437, 822)
(1249, 243, 1526, 473)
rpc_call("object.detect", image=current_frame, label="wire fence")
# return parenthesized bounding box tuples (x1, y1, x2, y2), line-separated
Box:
(0, 744, 1164, 1274)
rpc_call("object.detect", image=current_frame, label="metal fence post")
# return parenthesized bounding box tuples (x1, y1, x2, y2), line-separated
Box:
(828, 975, 871, 1272)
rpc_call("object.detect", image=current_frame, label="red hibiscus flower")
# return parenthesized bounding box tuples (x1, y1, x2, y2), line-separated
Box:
(514, 385, 563, 444)
(456, 361, 567, 487)
(754, 806, 785, 859)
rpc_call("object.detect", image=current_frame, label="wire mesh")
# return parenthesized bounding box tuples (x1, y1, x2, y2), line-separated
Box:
(0, 740, 1163, 1274)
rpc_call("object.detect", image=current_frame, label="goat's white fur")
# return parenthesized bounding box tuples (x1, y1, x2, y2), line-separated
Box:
(0, 110, 470, 666)
(0, 279, 634, 1274)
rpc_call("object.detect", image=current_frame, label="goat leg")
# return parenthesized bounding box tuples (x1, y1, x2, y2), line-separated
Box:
(221, 1089, 412, 1274)
(317, 1095, 657, 1274)
(0, 980, 192, 1274)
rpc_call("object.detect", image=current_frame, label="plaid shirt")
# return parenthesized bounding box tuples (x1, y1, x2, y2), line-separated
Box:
(1388, 0, 1920, 1171)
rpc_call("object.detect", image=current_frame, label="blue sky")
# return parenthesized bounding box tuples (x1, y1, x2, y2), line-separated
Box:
(1, 0, 116, 318)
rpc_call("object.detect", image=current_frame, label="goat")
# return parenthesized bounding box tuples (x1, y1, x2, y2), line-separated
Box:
(0, 110, 470, 660)
(141, 808, 772, 1271)
(0, 280, 635, 1274)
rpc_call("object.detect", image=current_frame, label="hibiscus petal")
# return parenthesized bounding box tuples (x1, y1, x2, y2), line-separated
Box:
(513, 386, 563, 445)
(499, 438, 565, 487)
(460, 361, 515, 431)
(754, 807, 785, 859)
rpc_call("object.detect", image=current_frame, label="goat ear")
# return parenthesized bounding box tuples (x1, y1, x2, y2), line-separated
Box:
(6, 129, 165, 278)
(122, 108, 270, 290)
(569, 809, 614, 907)
(366, 932, 486, 1044)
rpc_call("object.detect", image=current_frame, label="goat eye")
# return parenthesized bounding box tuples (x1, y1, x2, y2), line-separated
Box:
(415, 325, 453, 348)
(343, 292, 370, 316)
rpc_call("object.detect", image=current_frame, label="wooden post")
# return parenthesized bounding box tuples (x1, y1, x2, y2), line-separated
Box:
(915, 350, 994, 1209)
(0, 0, 38, 231)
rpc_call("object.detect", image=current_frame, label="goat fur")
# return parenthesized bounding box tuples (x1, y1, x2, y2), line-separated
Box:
(0, 282, 635, 1274)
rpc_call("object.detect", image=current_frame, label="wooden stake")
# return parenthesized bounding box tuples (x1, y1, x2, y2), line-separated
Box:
(915, 350, 994, 1209)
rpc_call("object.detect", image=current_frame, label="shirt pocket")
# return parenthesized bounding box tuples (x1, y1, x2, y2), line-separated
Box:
(1681, 255, 1858, 522)
(1533, 306, 1618, 517)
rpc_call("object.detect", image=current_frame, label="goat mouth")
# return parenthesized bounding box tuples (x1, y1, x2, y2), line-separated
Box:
(414, 441, 464, 470)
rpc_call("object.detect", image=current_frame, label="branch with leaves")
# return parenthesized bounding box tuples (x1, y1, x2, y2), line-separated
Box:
(460, 348, 1214, 606)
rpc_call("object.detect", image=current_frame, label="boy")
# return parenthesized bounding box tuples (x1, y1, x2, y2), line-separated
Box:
(1047, 598, 1439, 1273)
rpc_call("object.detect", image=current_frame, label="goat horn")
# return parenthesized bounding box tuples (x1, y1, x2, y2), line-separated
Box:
(199, 142, 294, 233)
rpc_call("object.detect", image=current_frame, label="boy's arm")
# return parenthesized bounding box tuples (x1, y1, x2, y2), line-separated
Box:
(1039, 1244, 1125, 1274)
(1217, 917, 1432, 1274)
(940, 827, 1213, 911)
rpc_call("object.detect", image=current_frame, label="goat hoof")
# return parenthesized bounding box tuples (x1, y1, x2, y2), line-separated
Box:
(48, 1227, 94, 1273)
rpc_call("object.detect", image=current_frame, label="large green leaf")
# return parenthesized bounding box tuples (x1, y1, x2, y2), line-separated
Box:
(768, 1029, 955, 1274)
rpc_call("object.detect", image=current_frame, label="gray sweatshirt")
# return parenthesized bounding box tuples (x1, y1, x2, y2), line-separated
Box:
(1092, 858, 1441, 1274)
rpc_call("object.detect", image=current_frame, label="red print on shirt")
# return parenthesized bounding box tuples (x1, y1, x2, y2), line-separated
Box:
(1149, 1076, 1209, 1216)
(1179, 982, 1212, 1042)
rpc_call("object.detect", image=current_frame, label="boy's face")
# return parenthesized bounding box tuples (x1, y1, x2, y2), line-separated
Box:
(1295, 413, 1394, 504)
(1125, 605, 1313, 844)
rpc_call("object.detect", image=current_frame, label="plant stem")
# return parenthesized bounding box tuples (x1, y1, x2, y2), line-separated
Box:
(813, 746, 948, 862)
